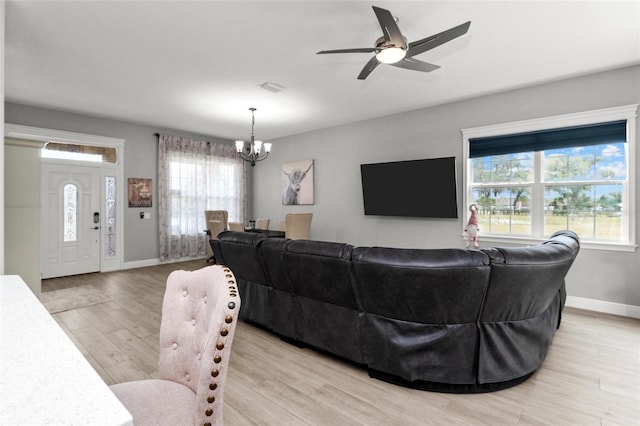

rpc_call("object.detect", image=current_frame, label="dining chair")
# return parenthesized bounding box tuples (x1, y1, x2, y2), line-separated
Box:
(110, 265, 241, 426)
(206, 220, 226, 263)
(204, 210, 228, 260)
(255, 218, 270, 230)
(228, 222, 244, 232)
(285, 213, 313, 240)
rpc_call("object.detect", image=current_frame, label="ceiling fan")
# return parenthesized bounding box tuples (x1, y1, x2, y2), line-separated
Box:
(317, 6, 471, 80)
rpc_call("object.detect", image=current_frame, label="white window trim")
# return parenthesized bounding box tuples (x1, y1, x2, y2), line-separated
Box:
(461, 104, 638, 252)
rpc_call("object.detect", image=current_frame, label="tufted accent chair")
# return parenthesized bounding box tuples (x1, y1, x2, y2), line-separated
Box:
(110, 265, 241, 426)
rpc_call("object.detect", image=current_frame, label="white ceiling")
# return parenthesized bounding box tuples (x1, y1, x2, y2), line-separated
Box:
(5, 1, 640, 141)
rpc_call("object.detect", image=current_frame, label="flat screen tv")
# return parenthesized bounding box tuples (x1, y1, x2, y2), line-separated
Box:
(360, 156, 458, 218)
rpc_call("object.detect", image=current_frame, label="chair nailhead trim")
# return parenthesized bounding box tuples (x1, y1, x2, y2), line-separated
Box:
(201, 266, 237, 423)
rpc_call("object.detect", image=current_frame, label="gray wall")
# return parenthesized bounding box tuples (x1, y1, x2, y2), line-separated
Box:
(4, 65, 639, 307)
(252, 65, 640, 307)
(4, 103, 235, 262)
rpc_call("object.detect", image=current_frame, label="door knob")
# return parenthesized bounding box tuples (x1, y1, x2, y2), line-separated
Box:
(91, 226, 99, 230)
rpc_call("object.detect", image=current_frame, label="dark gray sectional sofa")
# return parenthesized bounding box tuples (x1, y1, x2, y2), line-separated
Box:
(212, 230, 580, 393)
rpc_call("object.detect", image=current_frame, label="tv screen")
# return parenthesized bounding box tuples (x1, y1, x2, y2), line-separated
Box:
(360, 156, 458, 218)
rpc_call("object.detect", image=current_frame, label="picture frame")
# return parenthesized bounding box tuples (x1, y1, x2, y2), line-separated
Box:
(128, 178, 152, 208)
(282, 160, 314, 205)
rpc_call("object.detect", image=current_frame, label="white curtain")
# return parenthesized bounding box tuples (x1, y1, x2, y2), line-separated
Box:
(158, 134, 247, 260)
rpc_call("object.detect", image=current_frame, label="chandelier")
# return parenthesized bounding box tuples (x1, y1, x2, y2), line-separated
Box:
(235, 107, 271, 167)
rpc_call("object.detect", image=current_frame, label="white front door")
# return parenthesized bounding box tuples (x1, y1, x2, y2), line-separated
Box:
(41, 164, 101, 279)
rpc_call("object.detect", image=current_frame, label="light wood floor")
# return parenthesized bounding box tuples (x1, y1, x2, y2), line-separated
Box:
(42, 260, 640, 426)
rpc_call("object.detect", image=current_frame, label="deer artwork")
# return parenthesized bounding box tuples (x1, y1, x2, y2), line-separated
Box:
(282, 162, 313, 205)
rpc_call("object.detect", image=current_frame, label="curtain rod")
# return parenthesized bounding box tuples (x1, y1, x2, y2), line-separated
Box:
(155, 133, 212, 145)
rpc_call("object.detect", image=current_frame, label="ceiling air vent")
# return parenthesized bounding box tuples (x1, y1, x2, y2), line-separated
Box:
(259, 81, 286, 93)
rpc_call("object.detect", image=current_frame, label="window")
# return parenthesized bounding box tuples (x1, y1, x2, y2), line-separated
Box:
(167, 154, 244, 234)
(462, 105, 637, 251)
(158, 135, 246, 260)
(42, 142, 117, 163)
(63, 184, 77, 242)
(105, 176, 117, 257)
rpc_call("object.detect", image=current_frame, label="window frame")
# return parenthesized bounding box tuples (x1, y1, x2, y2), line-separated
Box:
(461, 104, 638, 252)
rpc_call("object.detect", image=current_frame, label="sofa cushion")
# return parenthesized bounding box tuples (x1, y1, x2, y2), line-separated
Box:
(480, 230, 579, 322)
(284, 240, 357, 309)
(351, 247, 491, 384)
(283, 239, 363, 363)
(260, 238, 297, 338)
(215, 231, 267, 285)
(260, 238, 291, 292)
(477, 230, 579, 383)
(351, 247, 491, 324)
(215, 231, 269, 327)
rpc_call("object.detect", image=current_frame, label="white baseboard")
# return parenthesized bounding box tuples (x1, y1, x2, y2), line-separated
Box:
(565, 296, 640, 319)
(123, 256, 207, 270)
(122, 258, 161, 269)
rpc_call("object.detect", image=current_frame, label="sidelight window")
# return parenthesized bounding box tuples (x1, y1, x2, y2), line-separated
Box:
(63, 184, 77, 242)
(105, 176, 117, 257)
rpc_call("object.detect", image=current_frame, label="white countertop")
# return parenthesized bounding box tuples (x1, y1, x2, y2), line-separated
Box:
(0, 275, 133, 425)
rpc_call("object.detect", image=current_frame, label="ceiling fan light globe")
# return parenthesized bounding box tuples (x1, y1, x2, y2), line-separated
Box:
(376, 47, 406, 64)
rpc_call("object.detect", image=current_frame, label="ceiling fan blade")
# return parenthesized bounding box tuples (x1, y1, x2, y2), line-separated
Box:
(317, 47, 377, 55)
(391, 57, 441, 73)
(407, 21, 471, 57)
(357, 56, 381, 80)
(372, 6, 407, 49)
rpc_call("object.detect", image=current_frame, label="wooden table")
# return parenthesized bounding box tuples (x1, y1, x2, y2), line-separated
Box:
(246, 229, 286, 238)
(0, 275, 133, 425)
